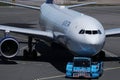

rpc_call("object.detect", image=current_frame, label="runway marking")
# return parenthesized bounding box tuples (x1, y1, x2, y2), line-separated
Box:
(12, 35, 28, 41)
(34, 66, 120, 80)
(34, 75, 65, 80)
(103, 49, 118, 57)
(20, 46, 28, 51)
(17, 37, 27, 41)
(104, 67, 120, 71)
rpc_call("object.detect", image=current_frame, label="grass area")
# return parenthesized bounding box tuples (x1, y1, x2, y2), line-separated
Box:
(0, 2, 12, 6)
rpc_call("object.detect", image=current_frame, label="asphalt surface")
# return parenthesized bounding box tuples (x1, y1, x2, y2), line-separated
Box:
(0, 5, 120, 80)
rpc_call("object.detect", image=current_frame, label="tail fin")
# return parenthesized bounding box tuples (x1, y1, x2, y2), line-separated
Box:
(46, 0, 53, 4)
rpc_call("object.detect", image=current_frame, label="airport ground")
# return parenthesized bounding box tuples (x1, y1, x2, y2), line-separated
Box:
(3, 0, 120, 5)
(0, 5, 120, 80)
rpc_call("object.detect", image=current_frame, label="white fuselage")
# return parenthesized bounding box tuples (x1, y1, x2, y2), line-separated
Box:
(40, 3, 105, 57)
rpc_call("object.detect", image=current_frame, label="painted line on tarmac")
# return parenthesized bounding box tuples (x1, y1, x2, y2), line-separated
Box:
(15, 36, 28, 41)
(34, 66, 120, 80)
(33, 50, 120, 80)
(34, 75, 65, 80)
(104, 67, 120, 71)
(20, 46, 28, 51)
(103, 49, 118, 57)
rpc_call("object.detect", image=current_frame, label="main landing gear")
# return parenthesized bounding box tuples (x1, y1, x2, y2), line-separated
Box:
(23, 36, 37, 60)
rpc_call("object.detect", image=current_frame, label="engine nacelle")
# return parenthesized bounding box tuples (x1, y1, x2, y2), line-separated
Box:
(0, 37, 19, 58)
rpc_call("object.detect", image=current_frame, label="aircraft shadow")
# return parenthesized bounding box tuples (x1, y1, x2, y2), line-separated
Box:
(103, 57, 120, 62)
(0, 57, 18, 65)
(0, 43, 73, 73)
(0, 43, 120, 73)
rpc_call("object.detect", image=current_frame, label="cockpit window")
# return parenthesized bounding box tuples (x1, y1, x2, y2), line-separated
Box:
(79, 29, 85, 34)
(93, 30, 98, 34)
(79, 29, 102, 35)
(86, 31, 92, 34)
(98, 30, 102, 34)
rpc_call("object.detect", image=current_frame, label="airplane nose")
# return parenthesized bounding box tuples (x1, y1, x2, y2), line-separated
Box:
(86, 36, 100, 45)
(81, 37, 103, 56)
(89, 38, 100, 45)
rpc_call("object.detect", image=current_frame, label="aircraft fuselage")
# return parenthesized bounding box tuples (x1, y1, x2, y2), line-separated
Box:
(40, 3, 105, 57)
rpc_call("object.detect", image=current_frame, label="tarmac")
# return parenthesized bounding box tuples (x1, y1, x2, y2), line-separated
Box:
(3, 0, 120, 5)
(0, 5, 120, 80)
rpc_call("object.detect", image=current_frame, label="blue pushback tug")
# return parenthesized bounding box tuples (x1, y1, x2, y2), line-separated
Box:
(66, 57, 103, 79)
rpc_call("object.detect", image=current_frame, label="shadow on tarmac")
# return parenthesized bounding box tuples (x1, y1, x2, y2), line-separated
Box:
(0, 57, 18, 65)
(0, 43, 73, 73)
(103, 57, 120, 62)
(0, 43, 120, 73)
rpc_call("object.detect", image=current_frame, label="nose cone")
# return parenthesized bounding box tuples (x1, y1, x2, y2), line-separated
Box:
(79, 35, 105, 56)
(86, 35, 103, 45)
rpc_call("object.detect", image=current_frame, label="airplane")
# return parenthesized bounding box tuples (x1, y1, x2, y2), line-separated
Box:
(0, 0, 119, 61)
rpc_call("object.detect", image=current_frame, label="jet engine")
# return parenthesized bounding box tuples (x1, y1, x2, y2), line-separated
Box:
(0, 37, 19, 58)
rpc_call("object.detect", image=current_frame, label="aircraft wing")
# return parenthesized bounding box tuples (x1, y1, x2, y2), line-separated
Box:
(0, 25, 53, 38)
(105, 28, 120, 37)
(0, 1, 96, 9)
(0, 1, 40, 10)
(66, 2, 96, 9)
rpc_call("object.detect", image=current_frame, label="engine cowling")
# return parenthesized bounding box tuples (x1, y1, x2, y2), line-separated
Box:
(0, 37, 19, 58)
